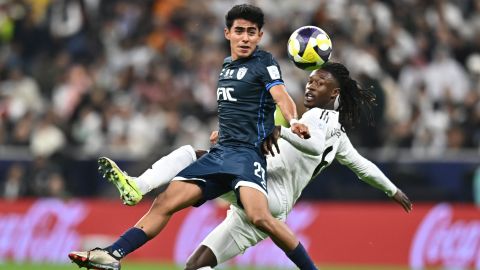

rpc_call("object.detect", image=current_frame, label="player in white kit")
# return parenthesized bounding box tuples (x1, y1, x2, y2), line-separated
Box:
(181, 62, 412, 269)
(80, 62, 412, 270)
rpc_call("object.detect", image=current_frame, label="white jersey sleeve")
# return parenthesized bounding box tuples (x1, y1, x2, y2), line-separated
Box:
(335, 134, 398, 197)
(279, 108, 328, 156)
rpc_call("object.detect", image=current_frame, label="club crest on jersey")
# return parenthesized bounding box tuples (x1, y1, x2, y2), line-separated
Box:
(237, 67, 248, 80)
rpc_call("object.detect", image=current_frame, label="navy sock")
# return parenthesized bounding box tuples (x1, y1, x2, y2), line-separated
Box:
(286, 242, 317, 270)
(105, 227, 149, 259)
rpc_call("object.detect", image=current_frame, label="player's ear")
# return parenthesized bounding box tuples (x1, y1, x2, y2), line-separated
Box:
(224, 27, 230, 40)
(331, 87, 340, 99)
(256, 30, 263, 43)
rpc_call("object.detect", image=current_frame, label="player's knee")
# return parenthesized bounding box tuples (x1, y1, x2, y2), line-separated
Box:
(247, 212, 274, 230)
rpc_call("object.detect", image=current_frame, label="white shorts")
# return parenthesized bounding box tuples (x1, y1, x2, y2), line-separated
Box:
(200, 206, 264, 264)
(201, 173, 291, 264)
(201, 204, 288, 264)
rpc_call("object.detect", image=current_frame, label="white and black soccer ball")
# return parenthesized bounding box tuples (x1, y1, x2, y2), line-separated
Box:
(287, 26, 332, 71)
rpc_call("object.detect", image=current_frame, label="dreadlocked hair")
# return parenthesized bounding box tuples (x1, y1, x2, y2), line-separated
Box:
(321, 62, 376, 131)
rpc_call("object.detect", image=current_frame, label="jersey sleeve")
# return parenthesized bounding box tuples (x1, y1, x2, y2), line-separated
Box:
(279, 108, 328, 156)
(335, 134, 398, 197)
(258, 53, 284, 91)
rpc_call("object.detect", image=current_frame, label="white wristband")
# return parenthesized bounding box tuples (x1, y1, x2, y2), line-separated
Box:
(289, 119, 299, 126)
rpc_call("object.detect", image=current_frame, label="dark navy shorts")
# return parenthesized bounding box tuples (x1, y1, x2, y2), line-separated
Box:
(174, 144, 267, 207)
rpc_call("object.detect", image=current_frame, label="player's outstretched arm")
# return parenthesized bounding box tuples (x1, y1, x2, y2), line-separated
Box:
(336, 135, 413, 212)
(269, 84, 310, 139)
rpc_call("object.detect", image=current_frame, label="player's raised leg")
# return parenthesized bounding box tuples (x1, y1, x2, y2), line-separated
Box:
(134, 145, 199, 195)
(98, 145, 198, 205)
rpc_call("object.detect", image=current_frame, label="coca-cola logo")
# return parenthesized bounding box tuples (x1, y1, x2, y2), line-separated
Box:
(0, 199, 86, 262)
(410, 203, 480, 269)
(174, 202, 315, 267)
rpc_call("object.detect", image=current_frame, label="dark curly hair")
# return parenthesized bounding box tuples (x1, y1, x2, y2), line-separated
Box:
(321, 62, 377, 130)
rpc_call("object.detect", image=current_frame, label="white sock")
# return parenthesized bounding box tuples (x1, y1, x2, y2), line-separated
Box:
(196, 267, 214, 270)
(134, 145, 197, 195)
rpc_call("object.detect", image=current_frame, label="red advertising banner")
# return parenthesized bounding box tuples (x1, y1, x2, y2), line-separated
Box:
(0, 199, 478, 269)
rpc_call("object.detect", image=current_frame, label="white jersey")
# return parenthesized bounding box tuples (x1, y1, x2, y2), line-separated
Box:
(211, 108, 398, 258)
(266, 108, 398, 217)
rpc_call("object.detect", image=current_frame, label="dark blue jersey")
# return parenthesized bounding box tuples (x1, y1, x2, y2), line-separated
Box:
(216, 48, 284, 149)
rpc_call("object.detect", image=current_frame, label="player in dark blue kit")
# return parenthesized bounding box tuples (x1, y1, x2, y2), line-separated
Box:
(69, 4, 317, 270)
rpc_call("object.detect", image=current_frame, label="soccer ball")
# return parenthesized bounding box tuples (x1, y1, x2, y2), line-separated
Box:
(287, 26, 332, 71)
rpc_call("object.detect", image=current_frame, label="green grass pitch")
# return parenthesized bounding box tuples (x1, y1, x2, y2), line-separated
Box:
(1, 262, 425, 270)
(2, 262, 276, 270)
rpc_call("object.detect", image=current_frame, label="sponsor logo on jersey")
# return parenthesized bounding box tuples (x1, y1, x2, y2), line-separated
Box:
(330, 128, 342, 138)
(224, 69, 234, 79)
(237, 67, 248, 80)
(220, 68, 235, 79)
(217, 87, 237, 101)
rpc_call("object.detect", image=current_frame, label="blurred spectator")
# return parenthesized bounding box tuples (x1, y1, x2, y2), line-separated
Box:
(30, 110, 66, 158)
(52, 64, 92, 120)
(0, 66, 44, 122)
(27, 156, 63, 197)
(45, 171, 70, 198)
(11, 111, 34, 145)
(474, 167, 480, 206)
(71, 104, 104, 154)
(1, 163, 27, 200)
(49, 0, 84, 39)
(424, 46, 470, 103)
(0, 0, 477, 199)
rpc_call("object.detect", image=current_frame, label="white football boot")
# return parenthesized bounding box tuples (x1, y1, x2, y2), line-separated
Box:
(68, 248, 121, 270)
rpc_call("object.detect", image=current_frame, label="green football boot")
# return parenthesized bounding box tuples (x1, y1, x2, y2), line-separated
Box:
(98, 157, 142, 206)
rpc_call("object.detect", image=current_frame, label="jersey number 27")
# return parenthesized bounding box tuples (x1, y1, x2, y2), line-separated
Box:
(254, 162, 266, 189)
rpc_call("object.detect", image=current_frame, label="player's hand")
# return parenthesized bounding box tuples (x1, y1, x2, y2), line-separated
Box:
(210, 130, 219, 145)
(392, 189, 412, 213)
(291, 122, 310, 139)
(262, 126, 281, 156)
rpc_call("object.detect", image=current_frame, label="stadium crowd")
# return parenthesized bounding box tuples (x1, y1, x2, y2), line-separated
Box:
(0, 0, 479, 200)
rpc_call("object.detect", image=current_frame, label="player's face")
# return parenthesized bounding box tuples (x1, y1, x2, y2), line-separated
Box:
(225, 19, 263, 60)
(304, 69, 339, 109)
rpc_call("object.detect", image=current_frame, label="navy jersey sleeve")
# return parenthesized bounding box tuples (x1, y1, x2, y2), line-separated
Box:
(258, 53, 285, 91)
